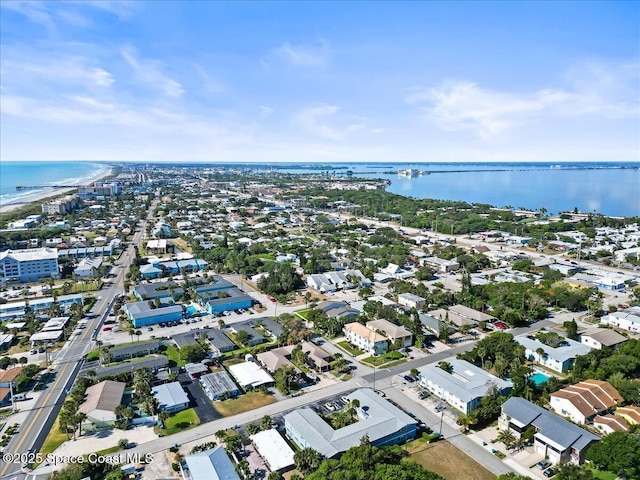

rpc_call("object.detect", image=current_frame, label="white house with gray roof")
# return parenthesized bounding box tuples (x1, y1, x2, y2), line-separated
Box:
(516, 336, 592, 373)
(499, 397, 599, 464)
(600, 306, 640, 334)
(418, 358, 511, 413)
(152, 381, 190, 413)
(284, 388, 417, 458)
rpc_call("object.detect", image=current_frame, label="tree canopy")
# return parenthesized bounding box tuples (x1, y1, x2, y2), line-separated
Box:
(305, 444, 443, 480)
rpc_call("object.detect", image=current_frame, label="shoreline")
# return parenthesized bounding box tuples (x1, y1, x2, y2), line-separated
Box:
(0, 166, 116, 214)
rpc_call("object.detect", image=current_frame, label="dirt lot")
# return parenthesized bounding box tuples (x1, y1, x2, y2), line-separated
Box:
(408, 440, 495, 480)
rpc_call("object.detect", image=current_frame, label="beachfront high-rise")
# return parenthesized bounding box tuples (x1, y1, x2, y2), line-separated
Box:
(0, 247, 59, 283)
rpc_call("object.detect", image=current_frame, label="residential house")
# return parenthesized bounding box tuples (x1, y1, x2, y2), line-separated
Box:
(228, 360, 274, 389)
(199, 371, 241, 401)
(366, 319, 413, 348)
(109, 341, 161, 362)
(0, 368, 23, 406)
(78, 380, 125, 429)
(343, 322, 388, 355)
(397, 293, 426, 310)
(418, 359, 511, 414)
(549, 380, 621, 424)
(73, 258, 102, 277)
(594, 415, 629, 434)
(499, 397, 599, 464)
(580, 328, 627, 350)
(615, 405, 640, 426)
(316, 300, 360, 321)
(93, 356, 169, 380)
(423, 257, 460, 273)
(600, 307, 640, 334)
(517, 336, 592, 373)
(231, 322, 265, 347)
(250, 429, 295, 473)
(152, 381, 190, 413)
(139, 264, 163, 280)
(183, 446, 240, 480)
(284, 388, 417, 459)
(125, 302, 183, 328)
(203, 288, 253, 315)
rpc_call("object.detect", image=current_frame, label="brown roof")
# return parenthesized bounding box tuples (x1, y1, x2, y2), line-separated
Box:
(0, 368, 23, 383)
(79, 380, 125, 414)
(595, 414, 629, 432)
(344, 322, 386, 343)
(551, 379, 621, 417)
(616, 405, 640, 425)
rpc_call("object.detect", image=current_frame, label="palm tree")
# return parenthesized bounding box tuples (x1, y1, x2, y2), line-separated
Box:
(246, 423, 260, 435)
(457, 414, 475, 433)
(215, 429, 228, 443)
(135, 330, 142, 342)
(497, 429, 517, 448)
(75, 412, 87, 437)
(536, 347, 545, 363)
(158, 410, 170, 429)
(260, 415, 272, 431)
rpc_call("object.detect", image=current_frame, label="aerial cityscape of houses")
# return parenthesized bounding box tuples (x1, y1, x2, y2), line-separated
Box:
(0, 163, 639, 480)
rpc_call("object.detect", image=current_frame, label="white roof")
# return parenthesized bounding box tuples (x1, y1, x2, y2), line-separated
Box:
(185, 446, 240, 480)
(0, 247, 58, 262)
(228, 361, 274, 388)
(250, 429, 295, 471)
(152, 382, 189, 410)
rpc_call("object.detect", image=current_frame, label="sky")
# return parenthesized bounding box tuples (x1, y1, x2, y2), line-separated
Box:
(1, 1, 639, 163)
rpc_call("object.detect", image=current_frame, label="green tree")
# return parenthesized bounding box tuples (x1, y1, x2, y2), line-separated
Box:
(179, 343, 206, 363)
(235, 329, 250, 346)
(294, 448, 324, 476)
(585, 431, 640, 478)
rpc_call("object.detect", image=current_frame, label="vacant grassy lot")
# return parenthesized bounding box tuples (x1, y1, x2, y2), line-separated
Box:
(587, 466, 617, 480)
(213, 392, 276, 417)
(163, 408, 200, 436)
(408, 440, 494, 480)
(337, 341, 363, 356)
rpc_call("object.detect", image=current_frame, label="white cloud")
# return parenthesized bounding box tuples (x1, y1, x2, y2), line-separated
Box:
(2, 56, 115, 88)
(295, 104, 368, 140)
(272, 40, 330, 67)
(121, 46, 184, 97)
(1, 0, 135, 31)
(407, 61, 640, 138)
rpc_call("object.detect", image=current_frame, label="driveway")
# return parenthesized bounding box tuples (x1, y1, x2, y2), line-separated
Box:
(178, 373, 221, 423)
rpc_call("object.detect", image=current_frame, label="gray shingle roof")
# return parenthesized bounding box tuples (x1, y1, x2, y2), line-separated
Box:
(502, 397, 599, 452)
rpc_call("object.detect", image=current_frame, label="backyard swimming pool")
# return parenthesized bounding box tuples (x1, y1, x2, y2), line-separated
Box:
(531, 372, 550, 386)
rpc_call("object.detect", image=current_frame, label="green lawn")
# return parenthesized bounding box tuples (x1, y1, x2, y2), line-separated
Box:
(161, 344, 185, 367)
(361, 351, 404, 367)
(295, 309, 312, 320)
(337, 341, 364, 357)
(39, 416, 68, 457)
(587, 466, 617, 480)
(162, 408, 200, 436)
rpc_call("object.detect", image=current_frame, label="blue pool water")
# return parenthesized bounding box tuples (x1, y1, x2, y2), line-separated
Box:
(531, 372, 549, 386)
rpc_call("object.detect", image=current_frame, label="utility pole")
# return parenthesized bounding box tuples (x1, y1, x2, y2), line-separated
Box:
(439, 410, 444, 435)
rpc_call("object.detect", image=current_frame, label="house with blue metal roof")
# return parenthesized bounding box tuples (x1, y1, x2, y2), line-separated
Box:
(125, 302, 183, 328)
(499, 397, 599, 464)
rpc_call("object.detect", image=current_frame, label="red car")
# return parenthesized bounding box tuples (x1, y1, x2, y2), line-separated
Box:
(102, 326, 113, 331)
(267, 296, 276, 303)
(493, 322, 509, 330)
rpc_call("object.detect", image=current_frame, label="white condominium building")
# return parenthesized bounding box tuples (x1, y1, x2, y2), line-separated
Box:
(0, 247, 59, 283)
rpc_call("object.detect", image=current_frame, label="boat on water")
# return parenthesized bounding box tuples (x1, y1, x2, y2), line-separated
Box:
(398, 168, 421, 177)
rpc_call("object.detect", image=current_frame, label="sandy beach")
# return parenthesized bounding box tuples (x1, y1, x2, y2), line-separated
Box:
(0, 167, 115, 214)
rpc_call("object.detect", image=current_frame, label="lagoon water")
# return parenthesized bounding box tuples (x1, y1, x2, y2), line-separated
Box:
(1, 161, 638, 217)
(270, 162, 640, 217)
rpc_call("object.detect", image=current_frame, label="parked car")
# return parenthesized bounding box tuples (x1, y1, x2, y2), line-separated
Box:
(435, 404, 445, 412)
(543, 468, 555, 478)
(403, 375, 415, 383)
(103, 326, 112, 331)
(537, 460, 552, 470)
(418, 391, 428, 400)
(147, 327, 153, 331)
(29, 349, 37, 355)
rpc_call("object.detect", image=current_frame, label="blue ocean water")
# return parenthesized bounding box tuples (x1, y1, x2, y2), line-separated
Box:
(0, 161, 110, 207)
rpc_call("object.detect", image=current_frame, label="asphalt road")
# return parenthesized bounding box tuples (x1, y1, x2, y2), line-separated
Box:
(0, 199, 157, 480)
(177, 373, 221, 424)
